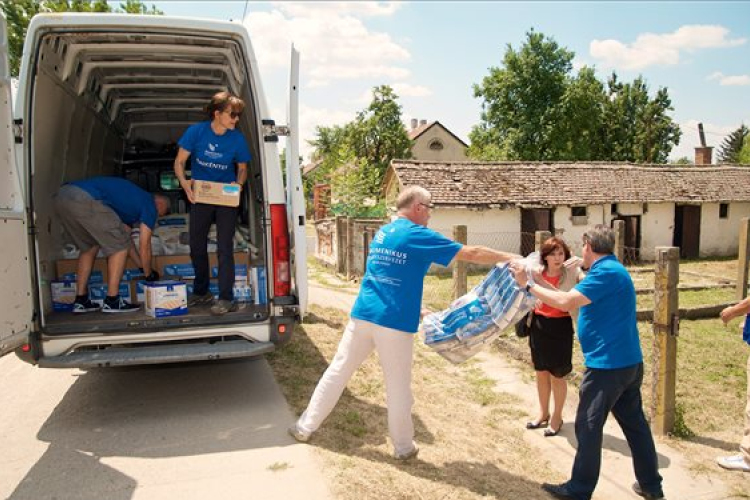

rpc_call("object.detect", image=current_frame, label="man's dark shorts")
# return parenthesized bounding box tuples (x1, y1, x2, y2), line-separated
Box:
(54, 184, 130, 256)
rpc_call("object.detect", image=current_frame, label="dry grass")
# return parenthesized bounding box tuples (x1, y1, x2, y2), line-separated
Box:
(268, 305, 567, 500)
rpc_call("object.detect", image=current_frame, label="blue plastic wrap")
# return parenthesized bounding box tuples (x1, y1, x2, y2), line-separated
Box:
(423, 261, 536, 364)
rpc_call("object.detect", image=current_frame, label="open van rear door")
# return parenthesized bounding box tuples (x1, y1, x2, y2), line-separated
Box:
(285, 45, 307, 318)
(0, 15, 33, 356)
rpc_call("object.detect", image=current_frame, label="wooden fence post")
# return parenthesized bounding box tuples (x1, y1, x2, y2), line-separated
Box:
(453, 225, 467, 300)
(736, 218, 750, 300)
(651, 246, 679, 435)
(613, 219, 625, 263)
(335, 216, 346, 274)
(345, 217, 354, 280)
(535, 231, 551, 252)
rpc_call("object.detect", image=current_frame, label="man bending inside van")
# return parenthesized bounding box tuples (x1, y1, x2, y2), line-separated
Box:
(55, 176, 170, 313)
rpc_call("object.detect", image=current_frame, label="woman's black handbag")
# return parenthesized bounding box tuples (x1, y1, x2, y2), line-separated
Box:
(515, 311, 534, 338)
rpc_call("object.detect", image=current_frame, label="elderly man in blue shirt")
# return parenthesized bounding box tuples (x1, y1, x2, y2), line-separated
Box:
(511, 224, 664, 500)
(288, 185, 519, 461)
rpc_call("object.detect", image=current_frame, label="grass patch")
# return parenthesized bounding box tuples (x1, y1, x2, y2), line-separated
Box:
(268, 304, 567, 500)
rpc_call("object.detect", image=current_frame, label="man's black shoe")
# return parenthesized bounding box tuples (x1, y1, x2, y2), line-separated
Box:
(632, 482, 665, 500)
(541, 482, 579, 500)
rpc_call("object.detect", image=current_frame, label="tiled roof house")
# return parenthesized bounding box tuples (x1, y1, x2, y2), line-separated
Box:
(383, 160, 750, 259)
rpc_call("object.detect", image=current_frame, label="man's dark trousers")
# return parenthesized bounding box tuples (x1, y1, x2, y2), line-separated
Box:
(566, 363, 663, 500)
(190, 203, 237, 301)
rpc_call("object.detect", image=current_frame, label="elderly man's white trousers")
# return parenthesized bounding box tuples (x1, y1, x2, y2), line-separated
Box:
(296, 318, 416, 455)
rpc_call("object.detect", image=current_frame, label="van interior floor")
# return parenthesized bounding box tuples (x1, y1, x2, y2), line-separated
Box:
(43, 303, 268, 335)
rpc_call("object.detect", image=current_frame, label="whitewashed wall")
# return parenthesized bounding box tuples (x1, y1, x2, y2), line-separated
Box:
(700, 202, 750, 257)
(429, 207, 521, 253)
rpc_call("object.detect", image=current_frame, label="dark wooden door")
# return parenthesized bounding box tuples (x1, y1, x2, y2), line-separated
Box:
(612, 215, 641, 263)
(673, 205, 701, 259)
(521, 208, 553, 255)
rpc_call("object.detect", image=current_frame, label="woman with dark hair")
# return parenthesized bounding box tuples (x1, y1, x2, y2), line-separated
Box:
(525, 236, 583, 437)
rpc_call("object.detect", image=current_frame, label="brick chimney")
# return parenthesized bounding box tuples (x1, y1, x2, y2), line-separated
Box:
(420, 119, 427, 126)
(694, 146, 713, 165)
(410, 118, 418, 129)
(694, 122, 713, 165)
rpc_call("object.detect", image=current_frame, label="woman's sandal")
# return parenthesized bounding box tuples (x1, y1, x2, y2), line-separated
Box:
(526, 417, 550, 430)
(544, 421, 563, 437)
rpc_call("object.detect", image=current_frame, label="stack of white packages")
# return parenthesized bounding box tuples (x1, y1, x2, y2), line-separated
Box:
(423, 259, 536, 364)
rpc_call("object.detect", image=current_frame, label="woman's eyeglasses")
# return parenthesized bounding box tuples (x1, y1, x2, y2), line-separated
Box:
(419, 202, 435, 209)
(225, 110, 242, 119)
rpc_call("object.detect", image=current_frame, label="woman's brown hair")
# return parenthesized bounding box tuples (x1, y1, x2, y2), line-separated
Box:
(539, 236, 571, 269)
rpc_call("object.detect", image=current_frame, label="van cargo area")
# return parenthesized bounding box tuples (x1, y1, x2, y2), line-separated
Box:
(15, 15, 302, 353)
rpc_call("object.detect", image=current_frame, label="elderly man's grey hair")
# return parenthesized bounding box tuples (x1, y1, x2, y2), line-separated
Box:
(396, 186, 431, 211)
(583, 224, 615, 254)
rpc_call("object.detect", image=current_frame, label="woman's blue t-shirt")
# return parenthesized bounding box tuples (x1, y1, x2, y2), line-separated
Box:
(351, 218, 462, 333)
(178, 121, 251, 183)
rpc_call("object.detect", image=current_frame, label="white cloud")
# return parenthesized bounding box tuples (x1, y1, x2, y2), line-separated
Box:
(708, 71, 750, 86)
(590, 25, 746, 70)
(391, 82, 433, 97)
(297, 104, 355, 161)
(274, 2, 401, 18)
(244, 4, 410, 86)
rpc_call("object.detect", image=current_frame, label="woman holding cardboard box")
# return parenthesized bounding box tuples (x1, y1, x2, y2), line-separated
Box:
(174, 91, 251, 316)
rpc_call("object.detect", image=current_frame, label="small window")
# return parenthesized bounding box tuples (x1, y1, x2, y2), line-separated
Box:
(428, 139, 444, 151)
(571, 206, 588, 226)
(720, 203, 729, 219)
(611, 203, 618, 214)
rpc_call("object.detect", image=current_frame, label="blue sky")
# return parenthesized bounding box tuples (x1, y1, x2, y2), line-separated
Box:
(142, 1, 750, 162)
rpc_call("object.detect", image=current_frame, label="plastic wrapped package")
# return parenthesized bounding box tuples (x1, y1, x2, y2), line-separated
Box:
(423, 260, 536, 364)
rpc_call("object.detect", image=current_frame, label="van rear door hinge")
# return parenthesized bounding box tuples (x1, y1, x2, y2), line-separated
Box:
(262, 119, 290, 143)
(13, 118, 23, 144)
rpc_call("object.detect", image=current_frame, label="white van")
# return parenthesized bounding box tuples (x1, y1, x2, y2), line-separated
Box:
(0, 13, 307, 368)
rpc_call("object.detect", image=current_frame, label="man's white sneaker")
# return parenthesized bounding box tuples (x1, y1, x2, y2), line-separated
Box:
(394, 445, 419, 461)
(717, 454, 750, 472)
(287, 423, 311, 443)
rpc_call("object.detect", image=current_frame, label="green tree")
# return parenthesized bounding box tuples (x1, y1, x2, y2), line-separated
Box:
(470, 31, 681, 163)
(347, 85, 411, 197)
(1, 0, 162, 76)
(673, 156, 693, 165)
(717, 124, 748, 164)
(307, 85, 410, 215)
(739, 136, 750, 164)
(470, 30, 574, 160)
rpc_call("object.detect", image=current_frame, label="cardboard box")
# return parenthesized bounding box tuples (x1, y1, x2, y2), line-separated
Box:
(60, 270, 104, 284)
(144, 280, 188, 318)
(89, 282, 132, 305)
(56, 257, 141, 280)
(193, 180, 241, 207)
(51, 280, 77, 311)
(164, 263, 196, 279)
(211, 264, 248, 282)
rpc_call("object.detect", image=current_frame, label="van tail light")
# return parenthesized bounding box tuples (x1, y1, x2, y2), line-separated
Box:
(270, 204, 291, 297)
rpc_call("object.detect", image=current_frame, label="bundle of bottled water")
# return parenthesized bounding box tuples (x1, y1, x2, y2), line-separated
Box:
(423, 258, 538, 364)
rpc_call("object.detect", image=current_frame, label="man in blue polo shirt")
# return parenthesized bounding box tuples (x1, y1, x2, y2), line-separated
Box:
(511, 225, 664, 500)
(288, 186, 519, 460)
(55, 177, 170, 313)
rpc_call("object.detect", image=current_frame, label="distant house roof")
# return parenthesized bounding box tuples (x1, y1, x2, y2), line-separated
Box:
(407, 121, 469, 148)
(302, 159, 323, 177)
(385, 160, 750, 208)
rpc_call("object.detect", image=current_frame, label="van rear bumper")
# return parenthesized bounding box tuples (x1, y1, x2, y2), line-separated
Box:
(37, 339, 274, 369)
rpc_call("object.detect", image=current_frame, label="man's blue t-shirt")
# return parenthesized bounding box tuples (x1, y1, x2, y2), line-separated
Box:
(351, 218, 462, 333)
(178, 121, 251, 183)
(574, 254, 643, 369)
(71, 177, 158, 229)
